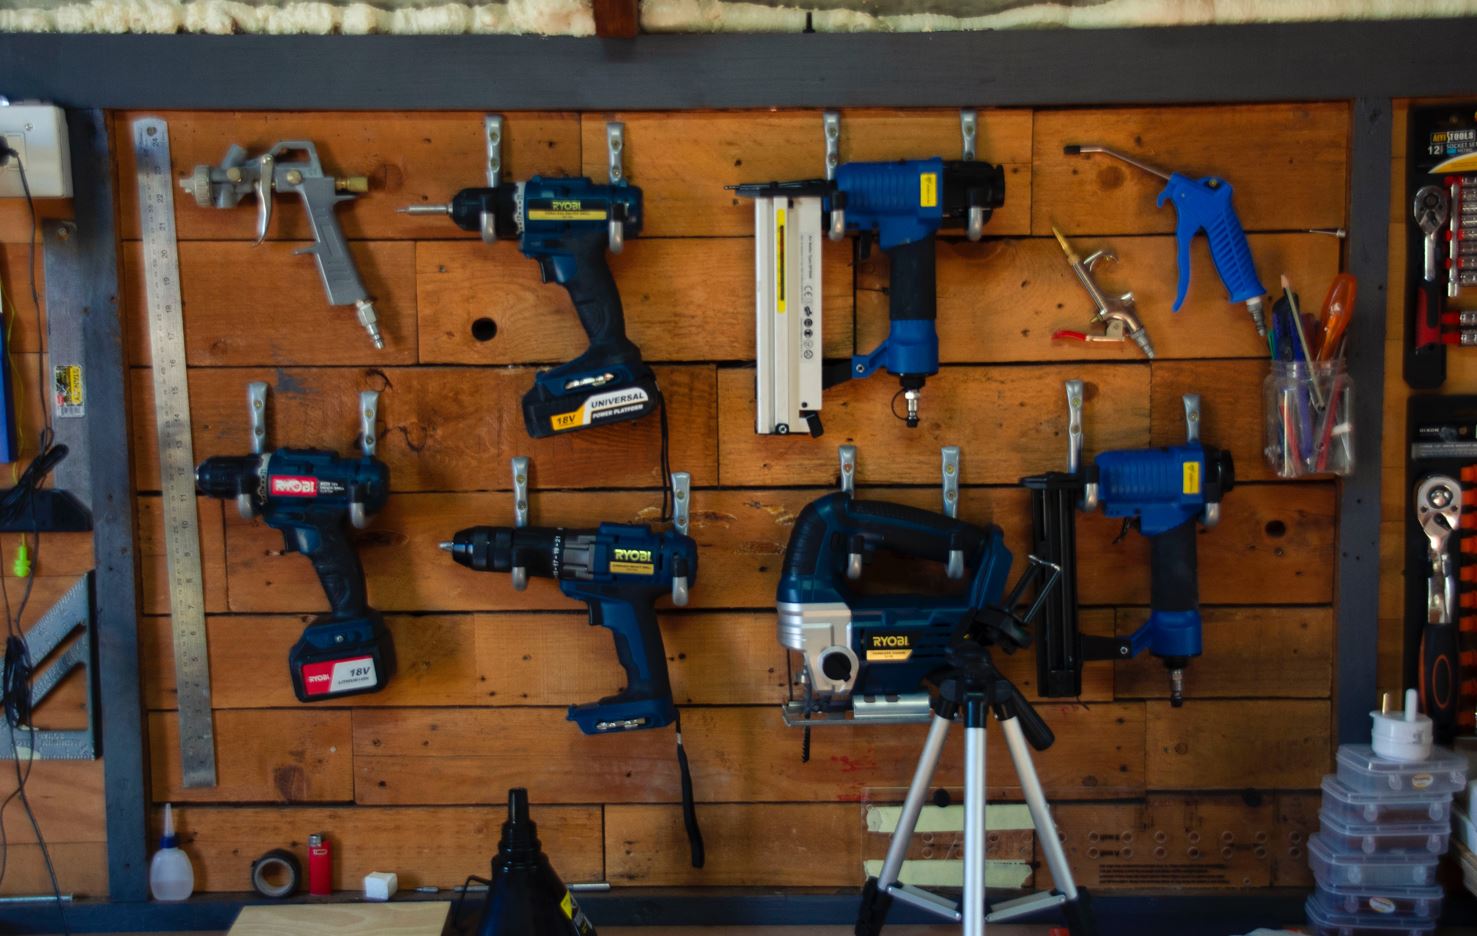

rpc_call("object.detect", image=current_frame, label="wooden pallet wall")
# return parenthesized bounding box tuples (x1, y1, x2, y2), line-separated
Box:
(10, 101, 1350, 897)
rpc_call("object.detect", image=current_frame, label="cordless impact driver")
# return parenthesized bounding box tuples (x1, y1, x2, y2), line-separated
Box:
(735, 157, 1004, 430)
(403, 176, 658, 439)
(442, 519, 704, 866)
(195, 384, 394, 702)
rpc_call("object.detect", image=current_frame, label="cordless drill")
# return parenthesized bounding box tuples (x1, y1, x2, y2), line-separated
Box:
(735, 157, 1004, 429)
(443, 522, 694, 731)
(195, 385, 394, 702)
(443, 517, 704, 866)
(403, 177, 659, 439)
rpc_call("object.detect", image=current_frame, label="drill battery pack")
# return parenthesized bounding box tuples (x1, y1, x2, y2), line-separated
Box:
(289, 613, 397, 703)
(522, 369, 661, 439)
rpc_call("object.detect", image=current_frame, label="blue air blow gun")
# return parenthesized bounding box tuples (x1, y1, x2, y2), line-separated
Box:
(1064, 145, 1268, 337)
(734, 158, 1004, 430)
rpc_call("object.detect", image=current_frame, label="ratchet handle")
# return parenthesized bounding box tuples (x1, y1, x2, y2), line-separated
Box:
(1416, 275, 1444, 350)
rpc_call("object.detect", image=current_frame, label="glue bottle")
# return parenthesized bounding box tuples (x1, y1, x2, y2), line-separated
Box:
(149, 803, 195, 902)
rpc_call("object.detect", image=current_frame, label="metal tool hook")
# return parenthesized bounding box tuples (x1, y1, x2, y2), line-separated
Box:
(511, 456, 531, 591)
(671, 471, 691, 606)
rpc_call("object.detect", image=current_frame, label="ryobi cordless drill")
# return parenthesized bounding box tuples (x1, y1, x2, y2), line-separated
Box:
(195, 384, 394, 702)
(736, 157, 1005, 431)
(404, 176, 658, 439)
(443, 517, 704, 866)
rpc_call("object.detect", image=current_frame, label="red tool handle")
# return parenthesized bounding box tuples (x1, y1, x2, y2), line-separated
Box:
(1416, 277, 1444, 350)
(1420, 620, 1459, 735)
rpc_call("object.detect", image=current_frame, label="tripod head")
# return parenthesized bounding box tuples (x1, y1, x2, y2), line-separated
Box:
(928, 637, 1055, 752)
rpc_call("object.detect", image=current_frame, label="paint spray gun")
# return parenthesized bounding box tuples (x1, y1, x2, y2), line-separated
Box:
(182, 141, 384, 350)
(1064, 145, 1267, 336)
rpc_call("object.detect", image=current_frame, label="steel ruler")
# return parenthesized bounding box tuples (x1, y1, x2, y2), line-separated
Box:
(133, 118, 218, 788)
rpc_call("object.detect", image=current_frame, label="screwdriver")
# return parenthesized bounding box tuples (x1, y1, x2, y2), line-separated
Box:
(1315, 273, 1357, 362)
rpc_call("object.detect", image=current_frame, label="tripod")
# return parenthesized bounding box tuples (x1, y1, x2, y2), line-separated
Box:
(855, 639, 1095, 936)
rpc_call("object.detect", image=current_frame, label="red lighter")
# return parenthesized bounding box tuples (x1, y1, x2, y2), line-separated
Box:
(308, 832, 332, 896)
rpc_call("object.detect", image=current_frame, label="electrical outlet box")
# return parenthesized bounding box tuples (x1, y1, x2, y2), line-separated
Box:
(0, 105, 71, 198)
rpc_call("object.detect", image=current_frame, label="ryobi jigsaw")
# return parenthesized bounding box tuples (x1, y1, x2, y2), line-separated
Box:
(403, 119, 659, 440)
(735, 113, 1005, 435)
(777, 480, 1057, 737)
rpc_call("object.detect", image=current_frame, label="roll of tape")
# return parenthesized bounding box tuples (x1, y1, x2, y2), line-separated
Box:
(251, 848, 302, 899)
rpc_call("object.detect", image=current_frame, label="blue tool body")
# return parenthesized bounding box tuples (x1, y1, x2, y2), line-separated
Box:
(776, 492, 1014, 707)
(1157, 172, 1266, 311)
(834, 159, 946, 390)
(1093, 442, 1233, 699)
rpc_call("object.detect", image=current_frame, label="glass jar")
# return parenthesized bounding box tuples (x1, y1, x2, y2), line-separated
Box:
(1263, 359, 1353, 478)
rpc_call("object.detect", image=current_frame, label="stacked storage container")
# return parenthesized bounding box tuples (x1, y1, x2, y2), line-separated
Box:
(1306, 743, 1467, 935)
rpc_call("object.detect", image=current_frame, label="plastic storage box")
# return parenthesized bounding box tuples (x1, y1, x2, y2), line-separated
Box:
(1321, 775, 1452, 826)
(1336, 745, 1467, 796)
(1305, 897, 1437, 936)
(1309, 882, 1443, 918)
(1318, 810, 1451, 856)
(1308, 834, 1439, 887)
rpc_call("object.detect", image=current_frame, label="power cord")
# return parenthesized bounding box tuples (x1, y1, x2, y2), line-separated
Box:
(0, 141, 69, 935)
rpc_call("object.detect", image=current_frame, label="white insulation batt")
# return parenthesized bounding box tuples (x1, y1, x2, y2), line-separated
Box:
(0, 0, 1473, 36)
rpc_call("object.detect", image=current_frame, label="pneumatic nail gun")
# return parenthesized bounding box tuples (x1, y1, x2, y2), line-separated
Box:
(182, 141, 385, 350)
(735, 117, 1005, 434)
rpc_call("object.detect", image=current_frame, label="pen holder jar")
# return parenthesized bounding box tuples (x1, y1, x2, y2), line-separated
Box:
(1264, 360, 1354, 478)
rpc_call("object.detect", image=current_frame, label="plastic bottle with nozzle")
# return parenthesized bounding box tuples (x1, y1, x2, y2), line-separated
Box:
(149, 803, 195, 902)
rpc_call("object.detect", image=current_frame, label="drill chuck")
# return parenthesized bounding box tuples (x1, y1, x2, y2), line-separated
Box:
(195, 455, 262, 499)
(444, 526, 563, 579)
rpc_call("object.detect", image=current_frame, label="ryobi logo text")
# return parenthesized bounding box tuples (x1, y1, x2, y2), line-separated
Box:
(866, 633, 913, 662)
(614, 548, 653, 563)
(270, 475, 318, 497)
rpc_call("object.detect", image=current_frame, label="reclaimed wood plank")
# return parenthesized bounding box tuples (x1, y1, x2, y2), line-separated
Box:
(149, 709, 354, 803)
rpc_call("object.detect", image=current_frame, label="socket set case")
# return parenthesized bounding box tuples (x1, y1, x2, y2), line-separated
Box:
(1321, 775, 1453, 825)
(1317, 810, 1451, 856)
(1307, 834, 1439, 888)
(1336, 745, 1468, 796)
(1305, 898, 1438, 936)
(1309, 882, 1443, 919)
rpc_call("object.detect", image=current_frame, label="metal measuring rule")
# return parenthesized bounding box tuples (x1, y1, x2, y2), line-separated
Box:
(133, 118, 218, 787)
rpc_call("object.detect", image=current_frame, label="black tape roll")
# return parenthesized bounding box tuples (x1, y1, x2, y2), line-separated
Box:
(251, 848, 302, 898)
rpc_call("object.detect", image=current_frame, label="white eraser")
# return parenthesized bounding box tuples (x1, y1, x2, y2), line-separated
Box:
(363, 871, 398, 901)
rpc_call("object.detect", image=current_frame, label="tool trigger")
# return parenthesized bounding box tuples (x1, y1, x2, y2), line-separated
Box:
(253, 152, 274, 245)
(1082, 248, 1116, 272)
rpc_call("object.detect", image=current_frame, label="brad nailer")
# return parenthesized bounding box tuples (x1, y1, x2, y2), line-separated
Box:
(735, 113, 1005, 435)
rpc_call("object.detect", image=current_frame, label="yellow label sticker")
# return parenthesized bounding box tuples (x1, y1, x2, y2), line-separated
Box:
(919, 172, 938, 208)
(561, 891, 575, 918)
(528, 209, 608, 221)
(776, 207, 787, 313)
(867, 649, 913, 662)
(550, 406, 588, 432)
(610, 561, 655, 576)
(1182, 461, 1201, 496)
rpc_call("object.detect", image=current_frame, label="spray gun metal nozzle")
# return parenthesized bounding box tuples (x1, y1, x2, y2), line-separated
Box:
(1063, 145, 1172, 181)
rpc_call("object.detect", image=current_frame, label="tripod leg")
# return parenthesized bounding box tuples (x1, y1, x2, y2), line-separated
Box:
(1000, 714, 1096, 936)
(855, 712, 952, 936)
(962, 716, 987, 936)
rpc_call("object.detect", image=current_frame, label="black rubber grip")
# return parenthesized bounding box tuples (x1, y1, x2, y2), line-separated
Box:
(1421, 620, 1459, 737)
(1149, 520, 1198, 615)
(886, 235, 937, 322)
(297, 521, 371, 619)
(559, 232, 635, 351)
